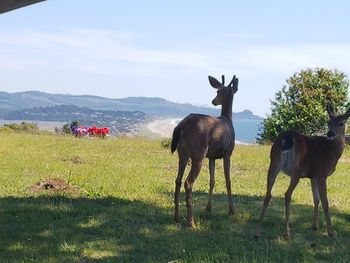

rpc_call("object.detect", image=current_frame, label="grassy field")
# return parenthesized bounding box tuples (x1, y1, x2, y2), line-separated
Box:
(0, 131, 349, 262)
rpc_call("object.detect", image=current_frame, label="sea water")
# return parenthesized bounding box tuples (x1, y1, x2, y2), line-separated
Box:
(234, 119, 263, 144)
(170, 118, 263, 144)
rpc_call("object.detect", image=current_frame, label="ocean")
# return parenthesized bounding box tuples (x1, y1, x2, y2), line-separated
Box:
(234, 119, 263, 144)
(146, 118, 263, 144)
(0, 118, 263, 144)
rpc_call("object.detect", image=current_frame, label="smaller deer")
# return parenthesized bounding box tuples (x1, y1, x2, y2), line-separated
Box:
(255, 103, 350, 239)
(171, 75, 238, 228)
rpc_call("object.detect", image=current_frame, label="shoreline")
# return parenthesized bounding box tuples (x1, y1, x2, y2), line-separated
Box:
(1, 118, 259, 145)
(145, 118, 181, 138)
(144, 118, 257, 145)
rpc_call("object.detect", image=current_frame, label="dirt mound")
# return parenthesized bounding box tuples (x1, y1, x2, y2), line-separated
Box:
(29, 178, 81, 195)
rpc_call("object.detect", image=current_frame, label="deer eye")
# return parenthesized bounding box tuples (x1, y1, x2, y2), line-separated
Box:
(339, 123, 344, 126)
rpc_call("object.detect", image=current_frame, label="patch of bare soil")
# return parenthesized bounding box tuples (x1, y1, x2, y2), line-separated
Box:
(29, 178, 81, 195)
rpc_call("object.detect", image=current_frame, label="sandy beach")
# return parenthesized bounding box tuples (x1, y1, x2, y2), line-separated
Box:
(145, 118, 181, 137)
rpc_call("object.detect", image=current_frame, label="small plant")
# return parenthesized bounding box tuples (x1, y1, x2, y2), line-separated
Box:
(62, 120, 80, 134)
(160, 137, 172, 149)
(62, 123, 71, 134)
(2, 122, 39, 133)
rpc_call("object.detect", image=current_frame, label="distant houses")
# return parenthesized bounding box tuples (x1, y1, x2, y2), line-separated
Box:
(2, 105, 148, 135)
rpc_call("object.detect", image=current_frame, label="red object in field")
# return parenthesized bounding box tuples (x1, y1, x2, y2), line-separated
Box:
(88, 126, 109, 137)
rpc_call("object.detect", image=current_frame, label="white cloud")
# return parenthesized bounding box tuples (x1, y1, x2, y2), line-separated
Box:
(1, 28, 350, 115)
(2, 28, 350, 76)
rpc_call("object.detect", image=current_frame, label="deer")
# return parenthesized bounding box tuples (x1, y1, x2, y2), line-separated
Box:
(171, 75, 238, 228)
(255, 103, 350, 239)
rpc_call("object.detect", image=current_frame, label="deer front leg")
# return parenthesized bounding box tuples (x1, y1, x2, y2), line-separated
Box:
(317, 178, 335, 237)
(223, 157, 234, 215)
(184, 158, 203, 228)
(174, 154, 189, 223)
(311, 178, 320, 231)
(206, 158, 215, 213)
(284, 176, 300, 240)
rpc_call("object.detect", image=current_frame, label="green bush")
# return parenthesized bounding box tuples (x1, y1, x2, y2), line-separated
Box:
(257, 68, 349, 143)
(2, 122, 39, 133)
(62, 120, 80, 134)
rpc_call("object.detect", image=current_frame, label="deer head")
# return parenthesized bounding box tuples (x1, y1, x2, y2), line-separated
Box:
(326, 102, 350, 139)
(209, 75, 238, 106)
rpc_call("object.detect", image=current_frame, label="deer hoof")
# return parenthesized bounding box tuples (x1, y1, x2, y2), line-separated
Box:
(187, 218, 197, 228)
(253, 232, 261, 240)
(311, 226, 319, 232)
(205, 206, 212, 214)
(174, 222, 181, 228)
(188, 222, 197, 229)
(283, 234, 290, 241)
(328, 231, 336, 238)
(254, 226, 261, 239)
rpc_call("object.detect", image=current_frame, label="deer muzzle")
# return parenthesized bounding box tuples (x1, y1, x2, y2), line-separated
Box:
(327, 131, 335, 139)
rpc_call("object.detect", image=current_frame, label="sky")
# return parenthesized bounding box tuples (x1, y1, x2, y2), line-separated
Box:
(1, 0, 350, 116)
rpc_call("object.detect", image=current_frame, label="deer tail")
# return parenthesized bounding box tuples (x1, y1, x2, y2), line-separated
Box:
(281, 132, 295, 152)
(171, 125, 182, 154)
(279, 132, 296, 172)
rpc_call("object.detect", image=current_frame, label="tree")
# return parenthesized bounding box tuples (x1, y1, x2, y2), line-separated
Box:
(257, 68, 349, 143)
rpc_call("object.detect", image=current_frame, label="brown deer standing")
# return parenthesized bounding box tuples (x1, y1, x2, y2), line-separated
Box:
(255, 103, 350, 239)
(171, 75, 238, 228)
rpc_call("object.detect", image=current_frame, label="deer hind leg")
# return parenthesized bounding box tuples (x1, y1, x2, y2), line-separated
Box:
(255, 162, 279, 237)
(284, 175, 300, 240)
(311, 178, 320, 231)
(184, 158, 203, 228)
(317, 178, 335, 237)
(205, 158, 215, 213)
(223, 157, 234, 215)
(174, 151, 189, 223)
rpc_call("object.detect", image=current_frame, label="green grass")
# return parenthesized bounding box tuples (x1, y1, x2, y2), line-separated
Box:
(0, 131, 349, 262)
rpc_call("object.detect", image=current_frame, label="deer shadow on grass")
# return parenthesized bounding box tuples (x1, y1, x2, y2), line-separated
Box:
(0, 193, 349, 262)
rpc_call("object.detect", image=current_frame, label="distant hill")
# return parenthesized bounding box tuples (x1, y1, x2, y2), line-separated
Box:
(0, 91, 262, 119)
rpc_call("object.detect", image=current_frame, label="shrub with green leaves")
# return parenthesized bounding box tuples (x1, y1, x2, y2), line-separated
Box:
(62, 120, 80, 134)
(2, 122, 39, 133)
(257, 68, 349, 143)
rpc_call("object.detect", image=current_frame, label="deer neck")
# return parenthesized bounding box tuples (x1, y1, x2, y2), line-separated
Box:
(329, 134, 346, 158)
(220, 94, 233, 122)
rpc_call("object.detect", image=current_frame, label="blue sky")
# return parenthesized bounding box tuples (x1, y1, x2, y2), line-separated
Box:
(1, 0, 350, 116)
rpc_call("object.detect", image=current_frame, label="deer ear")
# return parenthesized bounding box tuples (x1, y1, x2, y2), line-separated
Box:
(232, 78, 238, 94)
(208, 76, 222, 89)
(326, 102, 335, 116)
